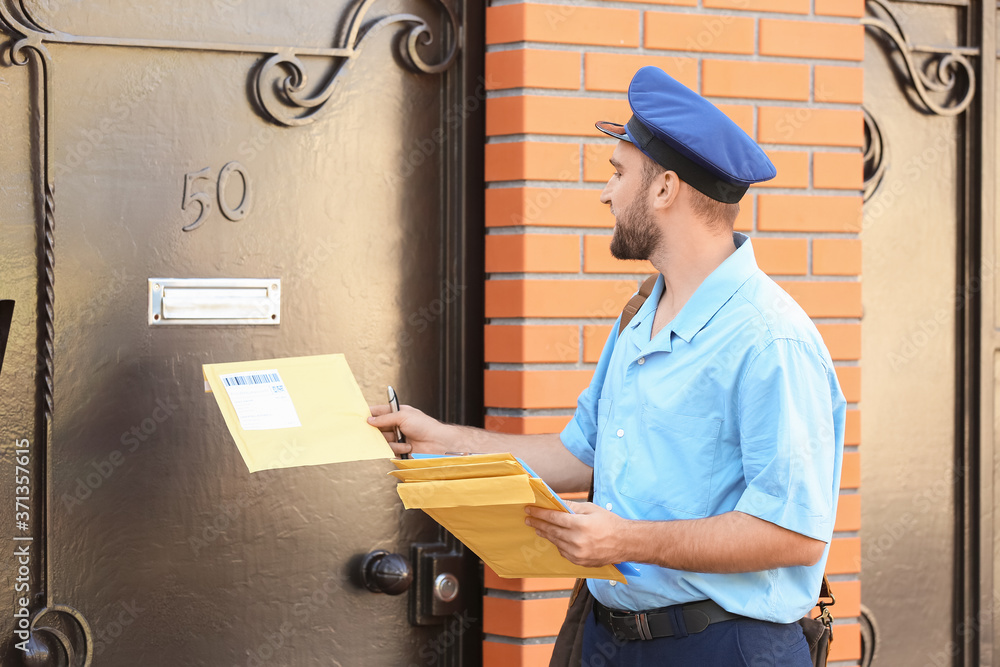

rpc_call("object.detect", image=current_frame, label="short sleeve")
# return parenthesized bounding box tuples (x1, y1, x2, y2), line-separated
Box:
(733, 338, 845, 542)
(560, 319, 621, 467)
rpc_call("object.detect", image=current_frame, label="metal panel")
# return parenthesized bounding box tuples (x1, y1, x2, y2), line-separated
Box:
(862, 1, 970, 664)
(0, 0, 484, 664)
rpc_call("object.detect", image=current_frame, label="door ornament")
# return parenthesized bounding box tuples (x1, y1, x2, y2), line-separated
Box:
(863, 108, 887, 201)
(864, 0, 977, 117)
(18, 604, 93, 667)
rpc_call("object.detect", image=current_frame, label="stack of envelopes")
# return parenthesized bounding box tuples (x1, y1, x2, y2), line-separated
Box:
(390, 453, 628, 582)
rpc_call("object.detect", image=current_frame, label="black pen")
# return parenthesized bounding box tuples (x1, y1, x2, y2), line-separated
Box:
(387, 385, 408, 459)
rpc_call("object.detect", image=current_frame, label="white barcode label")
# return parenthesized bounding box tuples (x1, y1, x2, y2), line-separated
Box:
(223, 372, 281, 387)
(220, 369, 302, 431)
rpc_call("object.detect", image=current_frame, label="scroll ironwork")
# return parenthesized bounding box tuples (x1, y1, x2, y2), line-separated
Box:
(864, 0, 977, 117)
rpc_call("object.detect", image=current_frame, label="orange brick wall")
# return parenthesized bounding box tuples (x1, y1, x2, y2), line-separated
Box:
(481, 2, 864, 665)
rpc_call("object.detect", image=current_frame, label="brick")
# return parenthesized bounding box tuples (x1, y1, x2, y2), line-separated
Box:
(483, 641, 554, 667)
(828, 624, 861, 663)
(835, 493, 861, 533)
(815, 65, 864, 104)
(758, 107, 864, 147)
(758, 194, 862, 233)
(845, 409, 860, 446)
(485, 567, 575, 592)
(583, 143, 616, 183)
(486, 188, 612, 228)
(486, 4, 639, 47)
(484, 414, 573, 434)
(840, 451, 860, 489)
(760, 19, 864, 61)
(613, 0, 695, 4)
(584, 235, 656, 274)
(484, 324, 579, 363)
(485, 234, 579, 273)
(585, 52, 697, 92)
(487, 96, 632, 137)
(484, 596, 571, 636)
(836, 366, 860, 403)
(484, 142, 579, 182)
(702, 60, 810, 101)
(704, 0, 808, 12)
(827, 578, 861, 619)
(814, 151, 864, 190)
(715, 104, 754, 136)
(827, 536, 860, 574)
(752, 238, 808, 276)
(584, 324, 616, 363)
(777, 281, 862, 318)
(486, 279, 638, 318)
(816, 0, 864, 18)
(485, 49, 580, 91)
(645, 12, 755, 55)
(484, 370, 592, 408)
(816, 323, 861, 361)
(762, 151, 809, 189)
(814, 238, 862, 276)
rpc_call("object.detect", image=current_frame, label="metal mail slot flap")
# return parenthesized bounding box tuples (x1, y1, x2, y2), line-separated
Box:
(148, 278, 280, 325)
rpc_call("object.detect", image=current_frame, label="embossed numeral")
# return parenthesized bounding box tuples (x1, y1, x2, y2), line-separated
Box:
(217, 161, 251, 221)
(181, 167, 213, 232)
(181, 161, 252, 231)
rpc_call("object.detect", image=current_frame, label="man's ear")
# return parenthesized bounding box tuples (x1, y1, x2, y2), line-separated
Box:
(652, 170, 680, 211)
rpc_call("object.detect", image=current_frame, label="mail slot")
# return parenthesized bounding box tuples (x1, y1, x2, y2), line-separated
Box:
(148, 278, 280, 325)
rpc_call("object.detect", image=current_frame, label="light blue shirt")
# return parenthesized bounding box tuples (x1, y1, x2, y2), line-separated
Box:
(561, 233, 846, 623)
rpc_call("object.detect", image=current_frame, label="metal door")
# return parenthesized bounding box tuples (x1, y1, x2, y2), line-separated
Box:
(861, 1, 994, 665)
(0, 0, 485, 665)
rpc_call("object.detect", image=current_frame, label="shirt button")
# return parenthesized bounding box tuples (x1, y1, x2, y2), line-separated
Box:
(606, 502, 613, 511)
(610, 581, 617, 586)
(637, 357, 645, 365)
(616, 428, 624, 438)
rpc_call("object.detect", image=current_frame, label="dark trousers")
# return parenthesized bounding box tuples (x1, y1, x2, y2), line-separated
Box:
(581, 604, 812, 666)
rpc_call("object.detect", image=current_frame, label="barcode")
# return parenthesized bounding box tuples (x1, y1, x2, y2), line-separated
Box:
(223, 372, 281, 387)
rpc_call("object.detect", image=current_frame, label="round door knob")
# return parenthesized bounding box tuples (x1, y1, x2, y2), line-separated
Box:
(360, 550, 412, 595)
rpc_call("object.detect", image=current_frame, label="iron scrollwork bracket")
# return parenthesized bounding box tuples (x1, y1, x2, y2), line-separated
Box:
(864, 0, 977, 117)
(19, 605, 93, 667)
(1, 0, 460, 126)
(256, 0, 459, 126)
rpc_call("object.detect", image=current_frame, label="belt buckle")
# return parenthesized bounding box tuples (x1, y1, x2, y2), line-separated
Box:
(635, 612, 653, 641)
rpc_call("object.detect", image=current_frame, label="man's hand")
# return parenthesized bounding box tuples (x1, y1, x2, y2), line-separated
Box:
(524, 503, 629, 568)
(368, 404, 451, 458)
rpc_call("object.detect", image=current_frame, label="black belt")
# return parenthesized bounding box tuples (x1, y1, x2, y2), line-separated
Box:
(593, 599, 745, 641)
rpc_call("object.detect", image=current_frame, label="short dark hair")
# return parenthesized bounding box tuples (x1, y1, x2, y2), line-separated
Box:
(640, 154, 740, 229)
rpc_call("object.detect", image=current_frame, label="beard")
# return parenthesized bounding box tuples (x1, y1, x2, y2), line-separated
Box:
(609, 192, 660, 260)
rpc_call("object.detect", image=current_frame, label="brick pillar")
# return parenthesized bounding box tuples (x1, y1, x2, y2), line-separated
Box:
(482, 2, 864, 665)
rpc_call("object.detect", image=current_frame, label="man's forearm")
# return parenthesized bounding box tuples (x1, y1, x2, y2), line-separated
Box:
(619, 511, 826, 573)
(439, 426, 592, 494)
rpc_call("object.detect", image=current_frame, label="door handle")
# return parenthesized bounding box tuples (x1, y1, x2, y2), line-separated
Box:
(360, 550, 413, 596)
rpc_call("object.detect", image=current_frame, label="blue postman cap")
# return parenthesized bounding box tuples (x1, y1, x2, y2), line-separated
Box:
(596, 66, 775, 203)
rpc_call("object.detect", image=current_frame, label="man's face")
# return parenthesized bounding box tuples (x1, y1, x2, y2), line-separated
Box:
(600, 142, 661, 261)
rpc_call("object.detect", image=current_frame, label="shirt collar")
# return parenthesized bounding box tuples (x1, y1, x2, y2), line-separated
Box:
(627, 233, 759, 345)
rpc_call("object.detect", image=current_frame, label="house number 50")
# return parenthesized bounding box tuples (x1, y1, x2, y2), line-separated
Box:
(181, 161, 252, 232)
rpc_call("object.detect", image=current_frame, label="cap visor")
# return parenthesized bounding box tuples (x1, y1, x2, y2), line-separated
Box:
(595, 121, 631, 142)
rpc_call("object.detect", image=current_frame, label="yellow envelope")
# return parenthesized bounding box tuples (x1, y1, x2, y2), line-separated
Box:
(203, 354, 394, 472)
(391, 455, 627, 582)
(388, 459, 525, 482)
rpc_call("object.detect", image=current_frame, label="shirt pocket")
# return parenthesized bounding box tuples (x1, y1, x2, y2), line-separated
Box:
(621, 406, 723, 518)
